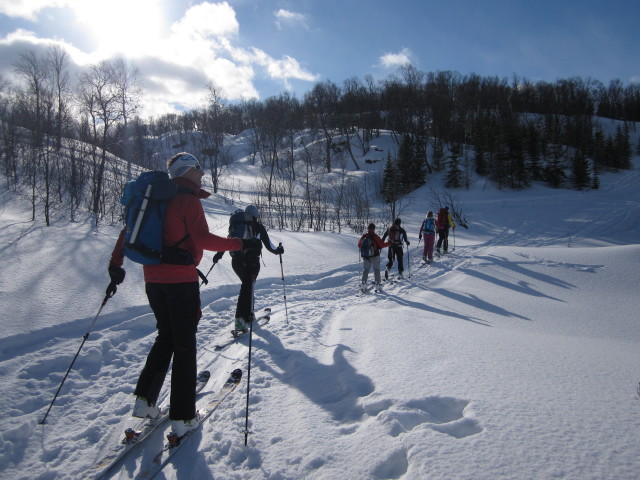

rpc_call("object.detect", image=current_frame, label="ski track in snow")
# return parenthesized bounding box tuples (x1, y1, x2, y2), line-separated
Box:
(0, 240, 491, 479)
(8, 204, 607, 479)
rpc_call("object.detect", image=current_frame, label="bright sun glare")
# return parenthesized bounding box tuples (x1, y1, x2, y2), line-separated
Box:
(71, 0, 164, 57)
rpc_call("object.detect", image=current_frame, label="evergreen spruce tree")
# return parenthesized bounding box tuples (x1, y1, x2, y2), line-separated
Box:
(546, 153, 564, 188)
(591, 159, 600, 190)
(571, 150, 590, 190)
(410, 138, 426, 189)
(507, 125, 530, 189)
(431, 138, 445, 171)
(614, 125, 632, 170)
(382, 152, 399, 203)
(605, 136, 615, 169)
(592, 129, 606, 171)
(396, 134, 414, 193)
(445, 142, 463, 188)
(525, 123, 542, 181)
(472, 115, 488, 176)
(492, 139, 509, 189)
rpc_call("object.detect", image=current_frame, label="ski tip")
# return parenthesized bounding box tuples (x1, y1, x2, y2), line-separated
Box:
(263, 307, 272, 314)
(198, 370, 211, 381)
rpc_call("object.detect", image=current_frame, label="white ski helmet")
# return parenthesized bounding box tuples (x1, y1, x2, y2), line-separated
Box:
(167, 152, 201, 178)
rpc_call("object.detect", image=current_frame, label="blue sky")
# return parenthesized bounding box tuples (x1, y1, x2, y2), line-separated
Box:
(0, 0, 638, 118)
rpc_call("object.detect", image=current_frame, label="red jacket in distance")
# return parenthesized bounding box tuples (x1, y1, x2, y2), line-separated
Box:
(358, 228, 391, 257)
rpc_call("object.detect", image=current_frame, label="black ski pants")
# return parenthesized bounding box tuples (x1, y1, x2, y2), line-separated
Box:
(232, 254, 260, 320)
(437, 228, 449, 251)
(386, 244, 404, 273)
(135, 281, 200, 421)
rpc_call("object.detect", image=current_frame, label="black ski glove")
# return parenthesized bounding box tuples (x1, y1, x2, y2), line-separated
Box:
(212, 251, 224, 263)
(406, 241, 410, 246)
(106, 281, 118, 298)
(275, 245, 284, 255)
(242, 238, 261, 252)
(108, 265, 126, 285)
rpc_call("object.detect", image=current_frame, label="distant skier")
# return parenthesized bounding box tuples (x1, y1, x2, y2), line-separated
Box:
(436, 206, 456, 254)
(382, 218, 410, 279)
(419, 210, 436, 263)
(358, 223, 391, 292)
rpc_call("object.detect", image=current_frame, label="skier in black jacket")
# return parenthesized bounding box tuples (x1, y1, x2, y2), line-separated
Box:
(213, 205, 283, 332)
(382, 218, 410, 279)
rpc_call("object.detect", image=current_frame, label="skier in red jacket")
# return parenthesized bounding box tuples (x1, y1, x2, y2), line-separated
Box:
(358, 223, 391, 292)
(108, 152, 259, 438)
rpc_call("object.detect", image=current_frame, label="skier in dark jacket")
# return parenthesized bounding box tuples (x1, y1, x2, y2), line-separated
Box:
(382, 218, 410, 279)
(436, 206, 456, 254)
(213, 205, 283, 332)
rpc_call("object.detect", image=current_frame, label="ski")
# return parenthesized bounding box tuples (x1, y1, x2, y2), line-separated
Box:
(88, 370, 211, 480)
(214, 308, 271, 350)
(357, 281, 375, 295)
(381, 272, 403, 286)
(139, 369, 243, 479)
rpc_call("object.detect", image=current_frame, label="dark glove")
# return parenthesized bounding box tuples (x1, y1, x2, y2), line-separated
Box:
(212, 251, 224, 263)
(275, 245, 284, 255)
(108, 265, 125, 285)
(106, 281, 118, 298)
(419, 234, 422, 240)
(406, 241, 410, 246)
(242, 238, 261, 252)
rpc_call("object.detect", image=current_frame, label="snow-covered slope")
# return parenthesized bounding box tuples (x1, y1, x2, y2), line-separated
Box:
(0, 130, 639, 479)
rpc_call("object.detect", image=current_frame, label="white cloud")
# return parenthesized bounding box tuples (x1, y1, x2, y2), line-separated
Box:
(0, 28, 93, 67)
(171, 2, 238, 39)
(0, 0, 68, 21)
(0, 1, 318, 116)
(378, 48, 413, 68)
(274, 9, 309, 30)
(249, 48, 317, 81)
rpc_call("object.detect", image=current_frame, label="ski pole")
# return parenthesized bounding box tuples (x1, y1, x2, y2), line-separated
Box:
(244, 277, 257, 446)
(200, 259, 218, 286)
(407, 243, 411, 278)
(453, 229, 456, 252)
(39, 286, 115, 424)
(278, 243, 289, 324)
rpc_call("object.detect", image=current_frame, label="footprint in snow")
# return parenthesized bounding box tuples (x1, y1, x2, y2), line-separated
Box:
(367, 397, 483, 479)
(376, 396, 483, 439)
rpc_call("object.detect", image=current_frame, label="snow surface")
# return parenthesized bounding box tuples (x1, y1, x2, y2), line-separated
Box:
(1, 128, 639, 480)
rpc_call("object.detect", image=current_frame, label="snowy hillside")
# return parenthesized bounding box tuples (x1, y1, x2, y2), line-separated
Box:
(0, 127, 639, 480)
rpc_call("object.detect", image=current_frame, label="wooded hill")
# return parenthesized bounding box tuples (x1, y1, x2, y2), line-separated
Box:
(1, 48, 638, 228)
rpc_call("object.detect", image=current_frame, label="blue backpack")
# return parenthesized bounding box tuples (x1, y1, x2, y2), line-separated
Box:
(121, 171, 191, 265)
(422, 217, 436, 234)
(360, 234, 375, 258)
(228, 210, 256, 256)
